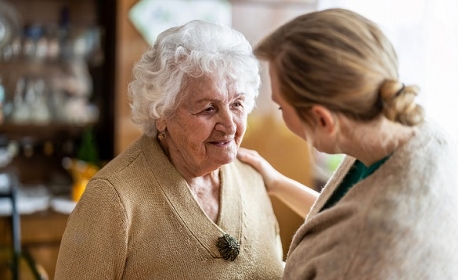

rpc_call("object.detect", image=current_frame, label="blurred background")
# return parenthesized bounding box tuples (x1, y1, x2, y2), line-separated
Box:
(0, 0, 456, 279)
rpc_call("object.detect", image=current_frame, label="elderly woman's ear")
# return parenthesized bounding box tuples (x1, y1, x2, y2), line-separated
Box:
(156, 119, 167, 133)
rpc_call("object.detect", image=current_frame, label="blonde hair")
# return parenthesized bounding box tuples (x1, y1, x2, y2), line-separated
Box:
(129, 20, 260, 137)
(255, 8, 424, 126)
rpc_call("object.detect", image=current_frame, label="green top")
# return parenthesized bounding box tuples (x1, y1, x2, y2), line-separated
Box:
(320, 156, 390, 212)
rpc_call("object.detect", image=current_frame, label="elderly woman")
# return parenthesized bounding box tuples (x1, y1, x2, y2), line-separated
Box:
(55, 20, 284, 279)
(238, 8, 458, 279)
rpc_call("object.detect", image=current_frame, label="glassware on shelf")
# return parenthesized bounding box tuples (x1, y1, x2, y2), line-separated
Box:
(0, 0, 22, 53)
(11, 76, 28, 123)
(0, 3, 103, 127)
(0, 76, 5, 124)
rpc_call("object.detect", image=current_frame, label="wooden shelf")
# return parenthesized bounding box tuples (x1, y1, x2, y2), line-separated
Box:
(0, 122, 92, 141)
(0, 209, 69, 279)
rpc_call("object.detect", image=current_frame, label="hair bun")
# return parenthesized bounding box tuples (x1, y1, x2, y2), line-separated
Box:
(379, 80, 404, 102)
(379, 80, 424, 126)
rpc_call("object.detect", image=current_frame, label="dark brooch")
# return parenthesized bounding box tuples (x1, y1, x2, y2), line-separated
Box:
(216, 233, 240, 261)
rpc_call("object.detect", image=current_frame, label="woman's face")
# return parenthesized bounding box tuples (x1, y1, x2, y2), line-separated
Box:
(161, 75, 248, 176)
(269, 64, 307, 140)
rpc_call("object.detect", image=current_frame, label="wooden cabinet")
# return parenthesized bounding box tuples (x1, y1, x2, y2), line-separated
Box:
(0, 0, 116, 279)
(0, 210, 68, 280)
(114, 0, 145, 153)
(0, 0, 116, 182)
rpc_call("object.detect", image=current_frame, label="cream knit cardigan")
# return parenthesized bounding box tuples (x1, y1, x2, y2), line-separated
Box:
(55, 135, 284, 280)
(283, 120, 458, 279)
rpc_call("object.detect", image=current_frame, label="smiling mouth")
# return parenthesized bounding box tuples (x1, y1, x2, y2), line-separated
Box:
(209, 139, 233, 146)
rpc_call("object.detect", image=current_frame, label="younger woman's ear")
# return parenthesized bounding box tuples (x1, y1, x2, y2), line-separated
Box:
(309, 105, 336, 134)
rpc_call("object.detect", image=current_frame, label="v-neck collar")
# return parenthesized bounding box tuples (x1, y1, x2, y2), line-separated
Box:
(140, 135, 244, 258)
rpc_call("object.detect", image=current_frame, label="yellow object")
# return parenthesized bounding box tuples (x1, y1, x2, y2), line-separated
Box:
(72, 178, 89, 202)
(62, 157, 99, 202)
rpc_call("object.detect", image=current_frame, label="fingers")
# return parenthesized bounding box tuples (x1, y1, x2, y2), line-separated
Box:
(237, 147, 260, 161)
(237, 147, 281, 194)
(238, 147, 271, 176)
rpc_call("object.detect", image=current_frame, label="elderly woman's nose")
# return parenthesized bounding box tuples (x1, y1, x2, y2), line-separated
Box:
(215, 108, 237, 133)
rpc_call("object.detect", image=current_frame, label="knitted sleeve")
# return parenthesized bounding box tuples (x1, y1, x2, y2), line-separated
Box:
(54, 179, 128, 280)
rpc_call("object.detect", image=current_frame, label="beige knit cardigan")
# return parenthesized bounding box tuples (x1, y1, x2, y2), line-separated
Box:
(283, 120, 458, 279)
(55, 135, 284, 280)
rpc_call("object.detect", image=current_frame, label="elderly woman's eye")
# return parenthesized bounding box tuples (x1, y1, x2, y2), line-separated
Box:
(232, 100, 244, 108)
(203, 106, 215, 112)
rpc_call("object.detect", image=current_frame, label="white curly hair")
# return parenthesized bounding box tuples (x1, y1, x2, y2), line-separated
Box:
(128, 20, 260, 137)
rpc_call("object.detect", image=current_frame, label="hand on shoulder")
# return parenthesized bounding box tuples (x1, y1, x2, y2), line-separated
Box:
(237, 147, 281, 194)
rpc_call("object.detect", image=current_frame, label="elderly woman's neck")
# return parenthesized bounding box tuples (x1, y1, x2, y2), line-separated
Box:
(158, 136, 222, 222)
(185, 170, 221, 223)
(340, 117, 416, 167)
